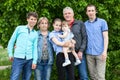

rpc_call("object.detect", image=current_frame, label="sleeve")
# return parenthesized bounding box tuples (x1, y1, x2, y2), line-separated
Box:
(79, 22, 87, 52)
(101, 19, 108, 31)
(32, 32, 38, 64)
(7, 26, 19, 57)
(49, 32, 55, 41)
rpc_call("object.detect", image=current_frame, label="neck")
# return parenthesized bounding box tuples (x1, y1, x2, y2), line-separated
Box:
(27, 25, 33, 30)
(41, 30, 48, 36)
(89, 16, 96, 22)
(66, 18, 74, 25)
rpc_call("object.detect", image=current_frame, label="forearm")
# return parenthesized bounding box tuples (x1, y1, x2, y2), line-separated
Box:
(103, 31, 109, 53)
(52, 37, 65, 46)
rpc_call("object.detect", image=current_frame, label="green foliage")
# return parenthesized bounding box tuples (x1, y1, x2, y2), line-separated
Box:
(0, 0, 120, 51)
(106, 50, 120, 80)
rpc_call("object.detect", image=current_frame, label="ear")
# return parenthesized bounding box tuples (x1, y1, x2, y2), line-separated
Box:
(52, 23, 54, 27)
(86, 11, 87, 15)
(27, 18, 29, 22)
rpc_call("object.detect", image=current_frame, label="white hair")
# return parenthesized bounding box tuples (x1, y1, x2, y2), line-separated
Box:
(63, 7, 74, 14)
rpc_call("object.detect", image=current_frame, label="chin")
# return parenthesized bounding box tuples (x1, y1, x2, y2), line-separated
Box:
(66, 19, 71, 21)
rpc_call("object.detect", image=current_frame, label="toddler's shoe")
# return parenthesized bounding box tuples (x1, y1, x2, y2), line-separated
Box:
(62, 60, 71, 67)
(74, 59, 81, 66)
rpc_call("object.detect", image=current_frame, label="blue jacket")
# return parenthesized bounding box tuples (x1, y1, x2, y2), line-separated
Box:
(37, 30, 54, 65)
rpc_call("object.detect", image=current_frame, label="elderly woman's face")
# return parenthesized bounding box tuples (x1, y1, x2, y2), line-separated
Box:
(38, 19, 48, 31)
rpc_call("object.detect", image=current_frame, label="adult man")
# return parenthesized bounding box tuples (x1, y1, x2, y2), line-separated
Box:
(7, 12, 38, 80)
(63, 7, 88, 80)
(85, 4, 108, 80)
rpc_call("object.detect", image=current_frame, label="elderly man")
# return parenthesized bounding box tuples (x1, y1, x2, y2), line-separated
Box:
(63, 7, 88, 80)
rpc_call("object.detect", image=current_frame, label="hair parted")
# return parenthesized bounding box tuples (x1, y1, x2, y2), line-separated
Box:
(37, 17, 49, 29)
(26, 12, 38, 19)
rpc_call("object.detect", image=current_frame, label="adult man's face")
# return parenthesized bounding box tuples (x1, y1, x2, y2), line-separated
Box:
(63, 9, 74, 22)
(86, 6, 97, 20)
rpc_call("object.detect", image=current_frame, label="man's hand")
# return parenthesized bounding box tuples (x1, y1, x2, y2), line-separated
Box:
(9, 57, 14, 62)
(101, 51, 107, 61)
(77, 51, 83, 60)
(32, 64, 37, 69)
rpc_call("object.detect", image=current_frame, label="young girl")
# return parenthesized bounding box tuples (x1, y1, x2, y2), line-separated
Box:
(49, 18, 75, 80)
(34, 17, 54, 80)
(58, 21, 81, 67)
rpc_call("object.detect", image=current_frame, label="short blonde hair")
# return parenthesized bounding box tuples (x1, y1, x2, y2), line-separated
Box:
(63, 7, 74, 14)
(37, 17, 49, 29)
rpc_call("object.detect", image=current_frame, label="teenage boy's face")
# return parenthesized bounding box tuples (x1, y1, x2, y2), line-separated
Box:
(53, 21, 62, 31)
(27, 16, 37, 27)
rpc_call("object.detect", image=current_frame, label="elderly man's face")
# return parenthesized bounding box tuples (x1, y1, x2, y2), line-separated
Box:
(63, 9, 74, 22)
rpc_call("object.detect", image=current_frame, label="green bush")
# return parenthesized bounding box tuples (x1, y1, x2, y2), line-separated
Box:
(0, 0, 120, 51)
(106, 50, 120, 80)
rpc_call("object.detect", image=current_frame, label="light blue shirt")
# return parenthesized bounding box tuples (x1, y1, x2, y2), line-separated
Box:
(49, 30, 63, 55)
(7, 25, 38, 64)
(85, 18, 108, 55)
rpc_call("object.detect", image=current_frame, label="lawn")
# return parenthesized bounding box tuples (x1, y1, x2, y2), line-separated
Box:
(0, 48, 34, 80)
(0, 48, 11, 66)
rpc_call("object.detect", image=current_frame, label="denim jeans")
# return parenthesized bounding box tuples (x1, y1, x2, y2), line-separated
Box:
(34, 60, 52, 80)
(10, 57, 32, 80)
(77, 54, 88, 80)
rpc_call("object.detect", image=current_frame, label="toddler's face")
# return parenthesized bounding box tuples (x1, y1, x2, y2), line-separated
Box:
(62, 24, 69, 31)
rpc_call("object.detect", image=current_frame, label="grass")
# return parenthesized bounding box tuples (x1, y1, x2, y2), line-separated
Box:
(0, 48, 11, 66)
(0, 48, 35, 80)
(0, 68, 11, 80)
(0, 68, 35, 80)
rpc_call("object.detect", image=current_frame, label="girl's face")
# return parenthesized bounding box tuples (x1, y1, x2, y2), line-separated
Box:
(38, 19, 48, 31)
(53, 21, 62, 31)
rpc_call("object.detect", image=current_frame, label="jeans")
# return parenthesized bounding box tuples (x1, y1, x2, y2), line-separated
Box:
(34, 60, 52, 80)
(56, 52, 75, 80)
(10, 57, 32, 80)
(77, 54, 88, 80)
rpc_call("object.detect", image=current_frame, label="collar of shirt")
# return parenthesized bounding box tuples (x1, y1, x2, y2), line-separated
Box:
(69, 19, 75, 28)
(38, 30, 49, 37)
(52, 30, 62, 33)
(88, 18, 97, 23)
(26, 25, 34, 32)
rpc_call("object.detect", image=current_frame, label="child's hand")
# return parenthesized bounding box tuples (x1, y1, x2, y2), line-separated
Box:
(58, 34, 63, 38)
(71, 39, 76, 44)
